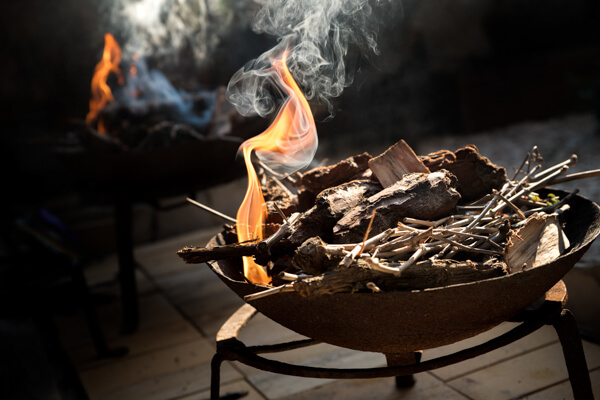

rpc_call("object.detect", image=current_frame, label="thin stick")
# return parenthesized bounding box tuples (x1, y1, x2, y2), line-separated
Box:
(366, 282, 381, 293)
(436, 229, 504, 250)
(395, 244, 445, 275)
(340, 211, 377, 267)
(465, 189, 502, 230)
(186, 198, 237, 223)
(493, 189, 527, 220)
(548, 169, 600, 185)
(278, 271, 312, 281)
(404, 216, 451, 227)
(512, 150, 531, 180)
(257, 160, 298, 186)
(272, 202, 290, 225)
(504, 165, 543, 199)
(527, 165, 570, 191)
(533, 155, 577, 181)
(432, 236, 502, 256)
(244, 284, 295, 301)
(359, 210, 378, 256)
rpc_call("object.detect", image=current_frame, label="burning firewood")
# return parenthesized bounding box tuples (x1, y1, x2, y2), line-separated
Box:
(178, 140, 599, 300)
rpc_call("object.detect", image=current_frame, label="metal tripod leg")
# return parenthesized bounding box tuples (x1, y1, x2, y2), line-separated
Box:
(385, 351, 423, 388)
(553, 310, 594, 400)
(211, 353, 224, 400)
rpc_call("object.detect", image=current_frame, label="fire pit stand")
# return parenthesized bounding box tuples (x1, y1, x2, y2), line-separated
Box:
(210, 280, 594, 400)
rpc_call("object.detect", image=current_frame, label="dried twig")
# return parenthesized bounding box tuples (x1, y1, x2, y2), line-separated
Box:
(244, 284, 295, 301)
(186, 197, 237, 223)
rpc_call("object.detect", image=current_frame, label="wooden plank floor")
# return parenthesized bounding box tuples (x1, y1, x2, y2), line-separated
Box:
(55, 226, 600, 400)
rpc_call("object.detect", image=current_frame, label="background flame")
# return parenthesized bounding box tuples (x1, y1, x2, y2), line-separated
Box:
(86, 33, 124, 133)
(237, 50, 318, 285)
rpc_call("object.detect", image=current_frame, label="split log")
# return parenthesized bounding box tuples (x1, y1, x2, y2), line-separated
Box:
(289, 180, 382, 245)
(504, 212, 570, 273)
(368, 139, 430, 187)
(289, 259, 508, 298)
(333, 171, 461, 244)
(421, 145, 507, 202)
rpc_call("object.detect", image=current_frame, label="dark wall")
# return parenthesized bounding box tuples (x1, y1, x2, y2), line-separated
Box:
(317, 0, 600, 155)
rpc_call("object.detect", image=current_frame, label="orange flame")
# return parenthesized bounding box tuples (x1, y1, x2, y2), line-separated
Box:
(86, 33, 124, 133)
(237, 50, 317, 285)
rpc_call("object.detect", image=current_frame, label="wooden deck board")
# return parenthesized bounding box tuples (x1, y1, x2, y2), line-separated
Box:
(521, 368, 600, 399)
(425, 324, 559, 381)
(448, 341, 600, 400)
(180, 379, 267, 400)
(281, 373, 469, 400)
(79, 338, 227, 399)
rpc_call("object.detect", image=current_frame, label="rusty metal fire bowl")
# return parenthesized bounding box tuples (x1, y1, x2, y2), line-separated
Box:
(206, 190, 600, 354)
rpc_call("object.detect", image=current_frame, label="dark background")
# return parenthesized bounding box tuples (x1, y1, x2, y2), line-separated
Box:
(1, 3, 600, 396)
(1, 0, 600, 240)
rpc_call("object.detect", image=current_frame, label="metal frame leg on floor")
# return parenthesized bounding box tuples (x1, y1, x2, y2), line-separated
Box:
(553, 310, 594, 400)
(68, 263, 128, 358)
(114, 194, 139, 333)
(209, 281, 594, 400)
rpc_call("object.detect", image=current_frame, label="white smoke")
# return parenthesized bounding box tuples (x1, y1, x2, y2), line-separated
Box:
(226, 0, 394, 119)
(103, 0, 249, 62)
(114, 58, 216, 127)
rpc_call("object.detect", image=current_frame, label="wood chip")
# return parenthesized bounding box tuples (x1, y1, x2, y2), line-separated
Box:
(368, 139, 429, 187)
(504, 212, 570, 273)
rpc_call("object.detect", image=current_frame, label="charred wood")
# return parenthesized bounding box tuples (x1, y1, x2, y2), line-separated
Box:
(288, 259, 508, 298)
(333, 171, 461, 244)
(289, 180, 382, 245)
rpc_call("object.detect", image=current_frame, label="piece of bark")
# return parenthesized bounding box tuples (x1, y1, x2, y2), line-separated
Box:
(369, 139, 430, 187)
(296, 153, 372, 194)
(421, 145, 507, 202)
(296, 188, 318, 213)
(289, 180, 382, 245)
(504, 212, 570, 273)
(333, 171, 461, 244)
(291, 259, 508, 297)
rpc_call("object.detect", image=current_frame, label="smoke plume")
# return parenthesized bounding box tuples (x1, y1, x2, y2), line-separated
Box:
(226, 0, 393, 119)
(103, 0, 251, 62)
